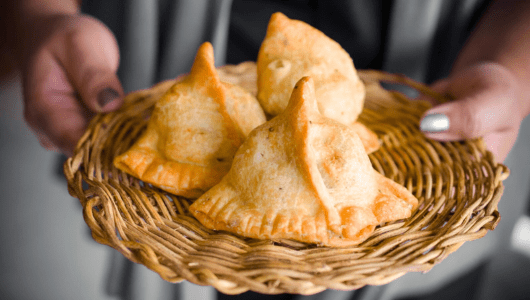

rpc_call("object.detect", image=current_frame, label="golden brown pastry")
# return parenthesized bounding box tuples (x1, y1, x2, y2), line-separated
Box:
(257, 12, 366, 122)
(114, 42, 267, 198)
(189, 77, 418, 247)
(257, 12, 378, 153)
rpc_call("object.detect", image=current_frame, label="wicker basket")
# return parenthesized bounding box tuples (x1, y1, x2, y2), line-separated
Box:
(64, 62, 509, 295)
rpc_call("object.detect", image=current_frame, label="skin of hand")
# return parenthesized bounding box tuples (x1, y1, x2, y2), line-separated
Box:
(420, 0, 530, 163)
(21, 13, 123, 156)
(420, 62, 526, 163)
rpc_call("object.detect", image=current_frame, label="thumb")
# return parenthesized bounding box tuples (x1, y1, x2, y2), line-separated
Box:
(419, 65, 521, 141)
(52, 16, 123, 113)
(419, 98, 488, 141)
(416, 78, 450, 106)
(419, 94, 520, 163)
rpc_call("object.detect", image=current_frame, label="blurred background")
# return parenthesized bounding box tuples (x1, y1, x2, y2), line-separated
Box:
(1, 1, 530, 299)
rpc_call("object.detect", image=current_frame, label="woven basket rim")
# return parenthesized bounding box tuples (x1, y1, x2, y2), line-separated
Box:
(64, 64, 509, 295)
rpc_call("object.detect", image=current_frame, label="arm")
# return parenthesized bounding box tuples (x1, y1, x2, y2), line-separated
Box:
(420, 0, 530, 162)
(8, 0, 79, 62)
(453, 0, 530, 85)
(9, 0, 124, 156)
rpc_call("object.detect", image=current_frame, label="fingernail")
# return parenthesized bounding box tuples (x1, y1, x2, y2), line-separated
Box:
(97, 87, 120, 109)
(420, 113, 449, 132)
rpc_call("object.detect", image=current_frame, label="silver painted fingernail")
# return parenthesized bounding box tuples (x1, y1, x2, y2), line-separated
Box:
(420, 113, 449, 132)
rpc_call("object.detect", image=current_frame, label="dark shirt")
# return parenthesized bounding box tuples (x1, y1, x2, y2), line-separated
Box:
(82, 0, 491, 91)
(227, 0, 492, 83)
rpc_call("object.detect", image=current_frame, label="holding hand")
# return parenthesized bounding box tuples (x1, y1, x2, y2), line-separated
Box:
(420, 63, 528, 163)
(22, 14, 123, 156)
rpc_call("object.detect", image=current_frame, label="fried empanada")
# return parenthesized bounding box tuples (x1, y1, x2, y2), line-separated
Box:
(189, 77, 418, 247)
(114, 42, 267, 198)
(257, 12, 378, 153)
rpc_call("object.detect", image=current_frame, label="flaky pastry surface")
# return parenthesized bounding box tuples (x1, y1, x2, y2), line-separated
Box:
(190, 77, 418, 247)
(257, 13, 378, 153)
(257, 13, 366, 125)
(114, 43, 266, 198)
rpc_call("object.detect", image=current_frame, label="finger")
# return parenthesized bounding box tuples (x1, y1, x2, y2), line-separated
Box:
(41, 95, 91, 156)
(27, 92, 92, 156)
(415, 79, 449, 106)
(483, 128, 519, 163)
(51, 16, 123, 113)
(420, 71, 520, 141)
(429, 79, 450, 94)
(34, 130, 60, 153)
(420, 96, 515, 141)
(23, 49, 93, 156)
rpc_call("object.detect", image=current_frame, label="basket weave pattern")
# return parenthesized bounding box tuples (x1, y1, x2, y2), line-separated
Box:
(64, 64, 508, 295)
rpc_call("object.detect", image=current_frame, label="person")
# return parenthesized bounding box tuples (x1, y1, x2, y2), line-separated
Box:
(5, 0, 530, 299)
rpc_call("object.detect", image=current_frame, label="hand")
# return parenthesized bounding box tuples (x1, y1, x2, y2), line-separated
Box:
(419, 62, 529, 163)
(22, 14, 123, 156)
